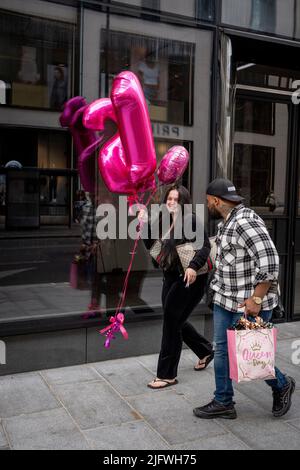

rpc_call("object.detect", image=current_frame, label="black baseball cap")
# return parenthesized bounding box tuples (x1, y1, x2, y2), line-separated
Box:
(206, 178, 244, 203)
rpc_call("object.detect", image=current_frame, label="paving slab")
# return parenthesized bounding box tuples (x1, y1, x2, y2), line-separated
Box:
(136, 350, 196, 375)
(274, 357, 300, 386)
(0, 422, 8, 449)
(51, 381, 138, 430)
(235, 383, 300, 420)
(3, 408, 90, 450)
(276, 338, 300, 361)
(286, 419, 300, 432)
(128, 390, 227, 446)
(174, 368, 247, 406)
(0, 373, 60, 419)
(220, 400, 300, 450)
(41, 365, 101, 386)
(84, 421, 170, 450)
(171, 433, 250, 450)
(276, 323, 300, 340)
(91, 358, 154, 397)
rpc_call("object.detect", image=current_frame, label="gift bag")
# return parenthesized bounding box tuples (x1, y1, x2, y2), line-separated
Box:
(70, 255, 93, 290)
(227, 321, 277, 383)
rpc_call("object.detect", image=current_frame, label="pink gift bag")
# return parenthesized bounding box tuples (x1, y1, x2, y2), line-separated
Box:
(227, 327, 277, 383)
(70, 260, 79, 289)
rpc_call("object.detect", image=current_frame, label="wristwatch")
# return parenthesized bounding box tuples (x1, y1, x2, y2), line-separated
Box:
(252, 296, 263, 306)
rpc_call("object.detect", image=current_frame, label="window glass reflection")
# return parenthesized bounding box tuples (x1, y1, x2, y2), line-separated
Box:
(250, 0, 276, 32)
(196, 0, 215, 21)
(222, 0, 298, 38)
(294, 260, 300, 315)
(100, 30, 195, 125)
(232, 100, 288, 214)
(0, 10, 75, 110)
(237, 64, 300, 91)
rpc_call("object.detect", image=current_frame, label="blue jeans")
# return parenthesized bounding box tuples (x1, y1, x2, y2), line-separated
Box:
(213, 304, 288, 405)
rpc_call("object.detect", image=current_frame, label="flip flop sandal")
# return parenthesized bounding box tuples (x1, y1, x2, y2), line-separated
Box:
(147, 379, 178, 389)
(194, 352, 214, 371)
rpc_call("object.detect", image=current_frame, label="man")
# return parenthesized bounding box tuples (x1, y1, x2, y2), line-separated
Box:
(193, 178, 295, 420)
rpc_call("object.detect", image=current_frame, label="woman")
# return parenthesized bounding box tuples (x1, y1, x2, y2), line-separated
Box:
(139, 185, 214, 389)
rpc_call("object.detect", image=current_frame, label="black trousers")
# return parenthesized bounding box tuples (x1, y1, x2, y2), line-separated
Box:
(157, 271, 213, 380)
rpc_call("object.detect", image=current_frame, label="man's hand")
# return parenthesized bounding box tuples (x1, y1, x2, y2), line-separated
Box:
(239, 298, 262, 317)
(184, 268, 197, 287)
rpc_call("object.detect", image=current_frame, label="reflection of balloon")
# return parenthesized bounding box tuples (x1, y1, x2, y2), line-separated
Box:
(111, 71, 157, 187)
(84, 98, 133, 194)
(84, 74, 157, 196)
(83, 98, 117, 131)
(60, 97, 97, 157)
(60, 96, 86, 128)
(60, 97, 98, 193)
(157, 146, 190, 185)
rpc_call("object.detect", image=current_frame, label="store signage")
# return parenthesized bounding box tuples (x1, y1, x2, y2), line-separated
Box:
(152, 123, 184, 140)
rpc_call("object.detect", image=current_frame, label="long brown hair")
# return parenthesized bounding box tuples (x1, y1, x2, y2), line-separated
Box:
(158, 185, 192, 270)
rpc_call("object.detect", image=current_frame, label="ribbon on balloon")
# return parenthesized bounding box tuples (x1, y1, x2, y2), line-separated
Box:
(100, 313, 128, 349)
(60, 71, 190, 348)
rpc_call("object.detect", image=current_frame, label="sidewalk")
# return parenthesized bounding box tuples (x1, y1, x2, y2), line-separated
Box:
(0, 322, 300, 450)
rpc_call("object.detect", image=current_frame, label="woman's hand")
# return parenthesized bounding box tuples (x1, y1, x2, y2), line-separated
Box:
(138, 209, 148, 223)
(184, 268, 197, 287)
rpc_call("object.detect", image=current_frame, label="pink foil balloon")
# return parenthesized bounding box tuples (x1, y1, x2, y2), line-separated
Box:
(84, 98, 134, 194)
(111, 71, 157, 187)
(157, 146, 190, 185)
(83, 98, 117, 131)
(60, 97, 98, 193)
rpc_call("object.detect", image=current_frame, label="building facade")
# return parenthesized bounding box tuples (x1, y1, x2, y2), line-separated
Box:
(0, 0, 300, 373)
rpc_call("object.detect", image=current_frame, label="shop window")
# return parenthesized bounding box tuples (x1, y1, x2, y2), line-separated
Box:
(235, 97, 275, 135)
(233, 144, 275, 208)
(0, 10, 75, 111)
(0, 128, 72, 225)
(237, 63, 300, 91)
(222, 0, 296, 37)
(141, 0, 160, 20)
(250, 0, 276, 33)
(196, 0, 215, 21)
(141, 0, 160, 10)
(100, 30, 195, 126)
(232, 96, 288, 215)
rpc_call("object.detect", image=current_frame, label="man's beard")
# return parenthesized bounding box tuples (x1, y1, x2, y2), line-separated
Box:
(208, 206, 222, 221)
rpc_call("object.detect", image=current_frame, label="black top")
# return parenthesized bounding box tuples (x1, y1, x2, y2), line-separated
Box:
(142, 213, 211, 274)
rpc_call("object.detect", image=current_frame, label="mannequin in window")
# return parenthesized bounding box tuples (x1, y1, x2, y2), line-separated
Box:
(50, 66, 68, 111)
(18, 46, 40, 84)
(138, 51, 160, 105)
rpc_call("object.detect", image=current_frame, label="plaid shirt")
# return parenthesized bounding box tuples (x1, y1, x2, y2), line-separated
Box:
(211, 204, 280, 313)
(81, 201, 97, 245)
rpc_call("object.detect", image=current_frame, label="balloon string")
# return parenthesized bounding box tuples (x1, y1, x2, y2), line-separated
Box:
(115, 187, 157, 317)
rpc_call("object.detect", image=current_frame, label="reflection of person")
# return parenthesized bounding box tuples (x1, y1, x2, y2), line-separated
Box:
(49, 175, 57, 203)
(194, 179, 295, 420)
(138, 51, 160, 104)
(265, 190, 277, 212)
(80, 193, 102, 313)
(0, 173, 5, 206)
(73, 190, 87, 224)
(50, 66, 67, 110)
(139, 185, 214, 390)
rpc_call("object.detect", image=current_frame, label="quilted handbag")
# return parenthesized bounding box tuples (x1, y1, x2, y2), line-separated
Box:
(149, 240, 163, 263)
(176, 237, 217, 275)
